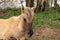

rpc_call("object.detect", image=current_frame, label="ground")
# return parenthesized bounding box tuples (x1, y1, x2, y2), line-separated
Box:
(29, 25, 60, 40)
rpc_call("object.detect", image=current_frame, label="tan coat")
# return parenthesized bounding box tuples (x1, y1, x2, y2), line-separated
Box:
(0, 14, 24, 39)
(0, 7, 34, 40)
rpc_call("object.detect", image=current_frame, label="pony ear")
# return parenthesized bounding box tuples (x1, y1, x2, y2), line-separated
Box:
(22, 5, 24, 10)
(31, 7, 36, 10)
(31, 7, 35, 12)
(31, 7, 35, 11)
(21, 5, 25, 13)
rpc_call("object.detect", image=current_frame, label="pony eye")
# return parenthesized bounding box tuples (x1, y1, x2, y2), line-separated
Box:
(24, 18, 26, 22)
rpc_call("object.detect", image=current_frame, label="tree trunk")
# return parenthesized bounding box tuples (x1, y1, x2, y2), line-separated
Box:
(35, 0, 49, 12)
(35, 0, 42, 12)
(44, 0, 49, 11)
(26, 0, 34, 7)
(54, 0, 59, 7)
(42, 0, 46, 11)
(54, 0, 57, 6)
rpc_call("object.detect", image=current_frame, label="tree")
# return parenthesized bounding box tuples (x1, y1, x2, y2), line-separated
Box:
(44, 0, 49, 11)
(35, 0, 42, 12)
(42, 0, 47, 11)
(54, 0, 59, 7)
(26, 0, 34, 7)
(35, 0, 49, 12)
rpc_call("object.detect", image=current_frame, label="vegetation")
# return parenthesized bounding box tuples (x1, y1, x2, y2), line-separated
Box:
(0, 7, 21, 19)
(33, 10, 60, 28)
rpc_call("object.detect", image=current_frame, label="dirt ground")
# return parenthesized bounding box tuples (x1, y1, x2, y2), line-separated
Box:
(29, 25, 60, 40)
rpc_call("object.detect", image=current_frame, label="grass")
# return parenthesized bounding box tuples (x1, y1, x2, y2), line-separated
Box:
(33, 8, 60, 28)
(0, 7, 60, 28)
(0, 7, 21, 19)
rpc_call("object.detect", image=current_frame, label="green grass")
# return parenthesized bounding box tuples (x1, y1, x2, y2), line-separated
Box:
(0, 7, 60, 28)
(33, 10, 60, 28)
(0, 7, 21, 19)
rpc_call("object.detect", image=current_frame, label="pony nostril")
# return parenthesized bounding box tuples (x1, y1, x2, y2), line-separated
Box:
(10, 37, 13, 38)
(8, 36, 17, 40)
(28, 30, 33, 37)
(24, 18, 26, 22)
